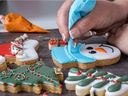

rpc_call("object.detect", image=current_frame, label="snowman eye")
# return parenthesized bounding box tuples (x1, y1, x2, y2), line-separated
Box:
(89, 51, 96, 54)
(86, 47, 93, 50)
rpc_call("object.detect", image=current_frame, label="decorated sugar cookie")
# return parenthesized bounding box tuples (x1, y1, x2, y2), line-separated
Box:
(65, 68, 128, 96)
(0, 34, 39, 68)
(51, 39, 121, 69)
(0, 60, 63, 94)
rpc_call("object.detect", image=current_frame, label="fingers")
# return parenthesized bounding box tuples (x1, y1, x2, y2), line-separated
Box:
(57, 0, 73, 41)
(70, 15, 95, 39)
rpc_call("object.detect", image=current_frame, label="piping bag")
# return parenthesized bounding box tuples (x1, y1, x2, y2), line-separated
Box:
(68, 0, 96, 53)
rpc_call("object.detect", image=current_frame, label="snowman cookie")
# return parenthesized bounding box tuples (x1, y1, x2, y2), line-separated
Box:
(0, 34, 39, 70)
(51, 39, 121, 69)
(65, 68, 128, 96)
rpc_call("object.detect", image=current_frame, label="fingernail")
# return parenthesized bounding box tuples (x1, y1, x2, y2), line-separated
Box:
(69, 31, 75, 39)
(70, 29, 80, 39)
(62, 33, 66, 41)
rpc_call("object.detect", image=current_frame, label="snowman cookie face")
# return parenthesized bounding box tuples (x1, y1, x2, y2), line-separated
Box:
(80, 44, 121, 60)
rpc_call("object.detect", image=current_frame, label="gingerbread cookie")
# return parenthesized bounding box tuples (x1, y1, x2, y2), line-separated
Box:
(51, 39, 121, 69)
(48, 38, 68, 50)
(0, 34, 39, 68)
(65, 68, 128, 96)
(0, 60, 63, 94)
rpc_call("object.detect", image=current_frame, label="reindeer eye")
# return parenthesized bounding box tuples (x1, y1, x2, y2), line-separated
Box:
(89, 51, 96, 54)
(86, 47, 93, 50)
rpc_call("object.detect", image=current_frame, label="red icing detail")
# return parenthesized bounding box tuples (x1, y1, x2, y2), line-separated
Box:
(59, 84, 63, 88)
(112, 80, 120, 84)
(0, 43, 14, 57)
(76, 71, 82, 76)
(50, 39, 58, 45)
(87, 73, 94, 78)
(60, 39, 68, 45)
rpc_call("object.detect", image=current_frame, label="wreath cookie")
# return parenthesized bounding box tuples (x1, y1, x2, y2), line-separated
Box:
(65, 68, 128, 96)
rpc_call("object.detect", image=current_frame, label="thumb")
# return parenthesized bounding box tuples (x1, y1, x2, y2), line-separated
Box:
(70, 16, 94, 39)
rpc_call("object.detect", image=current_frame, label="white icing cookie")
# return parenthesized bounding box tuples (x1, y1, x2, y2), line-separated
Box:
(65, 68, 128, 96)
(0, 34, 39, 69)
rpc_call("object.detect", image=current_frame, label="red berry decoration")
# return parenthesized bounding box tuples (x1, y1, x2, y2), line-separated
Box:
(76, 71, 82, 76)
(59, 84, 63, 88)
(50, 39, 57, 45)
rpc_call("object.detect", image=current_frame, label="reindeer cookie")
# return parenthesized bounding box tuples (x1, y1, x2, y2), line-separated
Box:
(0, 34, 39, 70)
(65, 68, 128, 96)
(51, 39, 121, 69)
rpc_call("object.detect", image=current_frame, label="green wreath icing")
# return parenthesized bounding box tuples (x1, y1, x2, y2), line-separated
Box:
(118, 75, 128, 82)
(86, 69, 96, 74)
(104, 74, 116, 79)
(108, 83, 121, 92)
(0, 61, 60, 87)
(93, 81, 109, 88)
(95, 71, 108, 77)
(78, 78, 95, 86)
(66, 75, 86, 81)
(69, 68, 80, 73)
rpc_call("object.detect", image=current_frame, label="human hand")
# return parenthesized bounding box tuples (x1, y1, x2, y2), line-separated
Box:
(57, 0, 128, 40)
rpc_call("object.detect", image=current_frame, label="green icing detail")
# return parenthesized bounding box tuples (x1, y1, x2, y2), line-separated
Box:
(0, 61, 60, 87)
(78, 78, 95, 86)
(104, 74, 116, 79)
(93, 81, 109, 88)
(108, 83, 121, 92)
(95, 71, 107, 77)
(86, 69, 96, 74)
(66, 75, 86, 81)
(69, 68, 80, 73)
(118, 75, 128, 82)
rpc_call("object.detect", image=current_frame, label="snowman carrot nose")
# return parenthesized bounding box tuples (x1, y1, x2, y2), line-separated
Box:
(95, 48, 107, 53)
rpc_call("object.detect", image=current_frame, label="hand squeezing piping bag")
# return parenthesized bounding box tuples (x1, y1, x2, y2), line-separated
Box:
(68, 0, 96, 53)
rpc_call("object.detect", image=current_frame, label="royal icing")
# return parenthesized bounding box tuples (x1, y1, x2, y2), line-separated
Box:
(0, 34, 39, 65)
(65, 68, 128, 96)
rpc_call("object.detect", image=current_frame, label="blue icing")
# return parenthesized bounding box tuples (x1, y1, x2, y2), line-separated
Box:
(68, 0, 96, 55)
(51, 46, 76, 64)
(51, 44, 96, 64)
(68, 0, 96, 29)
